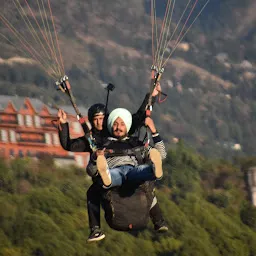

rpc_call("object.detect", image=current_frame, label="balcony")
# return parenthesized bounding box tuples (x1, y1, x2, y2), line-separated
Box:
(41, 123, 55, 128)
(0, 120, 18, 125)
(17, 138, 45, 144)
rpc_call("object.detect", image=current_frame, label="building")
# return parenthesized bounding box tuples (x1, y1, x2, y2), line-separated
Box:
(0, 95, 90, 168)
(248, 167, 256, 207)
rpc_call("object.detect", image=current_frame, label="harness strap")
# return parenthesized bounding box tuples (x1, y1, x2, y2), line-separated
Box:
(105, 146, 145, 165)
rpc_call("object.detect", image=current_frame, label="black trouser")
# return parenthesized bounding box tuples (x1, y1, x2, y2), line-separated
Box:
(87, 182, 102, 229)
(149, 200, 165, 228)
(87, 182, 165, 229)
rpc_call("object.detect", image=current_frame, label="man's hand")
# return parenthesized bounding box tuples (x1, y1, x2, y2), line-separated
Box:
(58, 109, 67, 124)
(96, 148, 106, 157)
(152, 82, 161, 97)
(145, 117, 157, 133)
(92, 148, 106, 161)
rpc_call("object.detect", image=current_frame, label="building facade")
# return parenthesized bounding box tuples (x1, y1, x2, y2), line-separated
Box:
(248, 167, 256, 207)
(0, 95, 89, 168)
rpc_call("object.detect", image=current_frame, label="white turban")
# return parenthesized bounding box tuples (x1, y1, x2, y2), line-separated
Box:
(107, 108, 132, 134)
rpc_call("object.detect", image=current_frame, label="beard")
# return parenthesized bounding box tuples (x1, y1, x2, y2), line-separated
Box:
(113, 128, 127, 140)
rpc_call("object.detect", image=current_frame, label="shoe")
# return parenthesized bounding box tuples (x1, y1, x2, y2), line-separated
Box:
(97, 155, 112, 187)
(149, 149, 163, 179)
(87, 227, 105, 242)
(154, 223, 169, 233)
(156, 225, 169, 233)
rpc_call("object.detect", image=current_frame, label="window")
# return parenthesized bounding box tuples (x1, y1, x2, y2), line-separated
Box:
(18, 150, 24, 158)
(9, 130, 16, 143)
(45, 133, 51, 145)
(25, 115, 33, 126)
(9, 149, 15, 157)
(34, 115, 41, 127)
(17, 114, 24, 126)
(52, 133, 59, 145)
(0, 130, 8, 142)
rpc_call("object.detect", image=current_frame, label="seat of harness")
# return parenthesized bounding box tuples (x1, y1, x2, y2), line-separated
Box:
(101, 180, 155, 231)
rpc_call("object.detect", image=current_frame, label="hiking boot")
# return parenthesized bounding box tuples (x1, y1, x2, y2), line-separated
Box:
(96, 155, 112, 187)
(154, 222, 169, 233)
(149, 148, 163, 179)
(87, 227, 105, 242)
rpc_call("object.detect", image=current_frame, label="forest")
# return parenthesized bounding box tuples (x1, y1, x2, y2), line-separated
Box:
(0, 0, 256, 158)
(1, 142, 256, 256)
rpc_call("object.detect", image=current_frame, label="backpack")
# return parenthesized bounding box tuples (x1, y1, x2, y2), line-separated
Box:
(101, 181, 155, 231)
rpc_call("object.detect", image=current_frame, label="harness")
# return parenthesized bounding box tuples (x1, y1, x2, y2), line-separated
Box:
(101, 179, 155, 231)
(98, 137, 155, 231)
(103, 137, 147, 165)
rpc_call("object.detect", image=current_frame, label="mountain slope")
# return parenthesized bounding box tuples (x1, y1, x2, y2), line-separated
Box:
(0, 0, 255, 158)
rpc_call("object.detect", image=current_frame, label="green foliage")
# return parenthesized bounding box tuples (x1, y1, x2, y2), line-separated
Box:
(238, 156, 256, 172)
(60, 181, 87, 207)
(154, 237, 183, 255)
(240, 203, 256, 231)
(0, 0, 255, 160)
(0, 198, 17, 236)
(162, 141, 202, 195)
(207, 192, 229, 208)
(0, 229, 11, 248)
(28, 187, 75, 214)
(0, 146, 256, 255)
(0, 160, 16, 194)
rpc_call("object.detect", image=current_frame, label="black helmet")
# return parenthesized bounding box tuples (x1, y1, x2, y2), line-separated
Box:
(88, 103, 107, 123)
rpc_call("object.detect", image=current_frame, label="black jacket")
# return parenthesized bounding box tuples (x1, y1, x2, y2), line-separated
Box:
(58, 122, 93, 153)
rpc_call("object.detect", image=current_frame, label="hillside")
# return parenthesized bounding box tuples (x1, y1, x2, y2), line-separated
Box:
(1, 145, 256, 255)
(0, 0, 255, 158)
